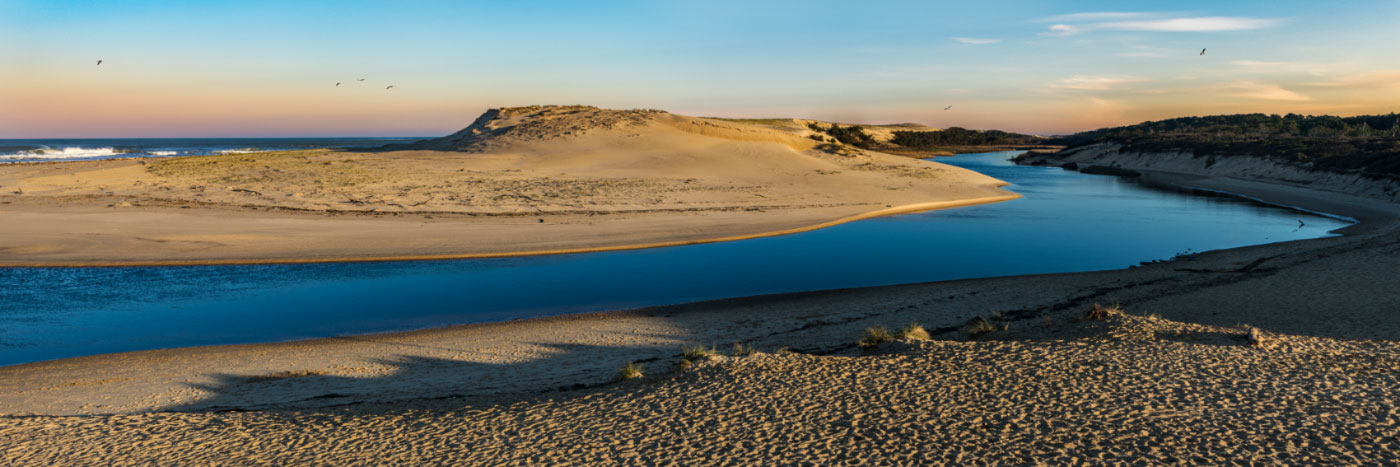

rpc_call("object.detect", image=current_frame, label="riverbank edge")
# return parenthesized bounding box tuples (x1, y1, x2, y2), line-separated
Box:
(0, 194, 1020, 268)
(3, 153, 1397, 415)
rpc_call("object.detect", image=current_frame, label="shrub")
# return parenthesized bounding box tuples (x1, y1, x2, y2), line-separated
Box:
(683, 345, 718, 362)
(730, 343, 757, 357)
(1085, 303, 1123, 321)
(965, 316, 1009, 338)
(616, 361, 643, 381)
(858, 325, 895, 349)
(898, 323, 931, 341)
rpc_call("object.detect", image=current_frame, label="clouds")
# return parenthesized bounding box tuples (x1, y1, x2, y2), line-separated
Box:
(1100, 17, 1282, 32)
(1042, 11, 1282, 36)
(1047, 75, 1146, 91)
(952, 37, 1000, 45)
(1230, 81, 1310, 101)
(1307, 70, 1400, 88)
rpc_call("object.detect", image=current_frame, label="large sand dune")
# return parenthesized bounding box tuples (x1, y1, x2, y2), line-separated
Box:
(0, 106, 1014, 266)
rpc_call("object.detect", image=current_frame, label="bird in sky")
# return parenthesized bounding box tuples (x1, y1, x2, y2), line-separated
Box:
(335, 82, 341, 86)
(386, 85, 394, 90)
(1200, 48, 1206, 56)
(944, 105, 953, 111)
(358, 78, 365, 81)
(96, 60, 102, 66)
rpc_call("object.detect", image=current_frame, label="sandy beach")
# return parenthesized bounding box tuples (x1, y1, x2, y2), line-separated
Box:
(3, 163, 1399, 464)
(0, 107, 1015, 266)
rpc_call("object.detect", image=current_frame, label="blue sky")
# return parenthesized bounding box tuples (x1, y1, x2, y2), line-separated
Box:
(2, 0, 1397, 137)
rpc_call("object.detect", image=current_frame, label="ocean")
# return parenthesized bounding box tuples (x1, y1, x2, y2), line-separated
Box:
(0, 137, 432, 163)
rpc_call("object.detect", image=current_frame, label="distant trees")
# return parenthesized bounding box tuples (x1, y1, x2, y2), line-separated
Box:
(1054, 113, 1400, 178)
(891, 127, 1041, 148)
(1055, 113, 1400, 146)
(808, 122, 876, 148)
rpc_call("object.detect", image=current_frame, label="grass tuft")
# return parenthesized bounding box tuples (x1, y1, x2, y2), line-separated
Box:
(730, 343, 757, 357)
(898, 323, 931, 341)
(683, 345, 718, 362)
(615, 361, 643, 381)
(965, 316, 1010, 338)
(1085, 303, 1123, 321)
(858, 325, 895, 349)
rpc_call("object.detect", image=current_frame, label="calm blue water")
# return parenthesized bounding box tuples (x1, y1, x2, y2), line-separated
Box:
(0, 151, 1352, 366)
(0, 137, 430, 163)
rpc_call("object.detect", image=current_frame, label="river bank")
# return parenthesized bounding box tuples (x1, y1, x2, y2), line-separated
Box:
(3, 150, 1398, 464)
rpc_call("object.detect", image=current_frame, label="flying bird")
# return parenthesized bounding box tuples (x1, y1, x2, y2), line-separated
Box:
(944, 105, 953, 111)
(96, 60, 102, 66)
(1200, 48, 1206, 56)
(336, 82, 341, 86)
(358, 78, 365, 81)
(386, 85, 394, 90)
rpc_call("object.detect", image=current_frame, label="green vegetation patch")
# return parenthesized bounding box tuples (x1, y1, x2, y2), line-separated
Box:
(1054, 113, 1400, 178)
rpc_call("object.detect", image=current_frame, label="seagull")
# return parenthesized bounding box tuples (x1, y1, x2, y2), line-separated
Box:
(385, 85, 394, 90)
(944, 105, 952, 111)
(1294, 219, 1305, 232)
(336, 82, 341, 86)
(1200, 48, 1206, 56)
(96, 60, 102, 66)
(358, 78, 365, 81)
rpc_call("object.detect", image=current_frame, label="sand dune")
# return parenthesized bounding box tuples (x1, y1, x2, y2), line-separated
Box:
(0, 106, 1014, 266)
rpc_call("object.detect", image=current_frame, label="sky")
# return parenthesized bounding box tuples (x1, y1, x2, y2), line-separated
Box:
(1, 0, 1398, 137)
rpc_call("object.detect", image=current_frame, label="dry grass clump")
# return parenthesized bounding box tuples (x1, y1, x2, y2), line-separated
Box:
(615, 361, 643, 382)
(859, 323, 933, 349)
(1085, 303, 1124, 321)
(858, 325, 896, 349)
(730, 343, 757, 357)
(675, 345, 720, 372)
(898, 323, 931, 341)
(683, 345, 718, 362)
(965, 315, 1010, 339)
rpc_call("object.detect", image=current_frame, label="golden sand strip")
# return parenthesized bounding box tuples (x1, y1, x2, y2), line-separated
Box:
(4, 194, 1017, 268)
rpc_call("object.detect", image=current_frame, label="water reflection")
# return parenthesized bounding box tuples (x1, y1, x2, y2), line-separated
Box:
(0, 151, 1351, 365)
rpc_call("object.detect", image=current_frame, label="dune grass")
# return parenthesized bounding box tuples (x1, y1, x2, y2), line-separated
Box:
(898, 323, 931, 341)
(1085, 303, 1124, 321)
(965, 315, 1009, 339)
(730, 343, 757, 357)
(615, 361, 643, 381)
(858, 325, 895, 349)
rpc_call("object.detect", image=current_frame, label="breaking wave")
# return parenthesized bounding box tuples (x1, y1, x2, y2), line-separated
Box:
(0, 147, 129, 161)
(215, 148, 265, 155)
